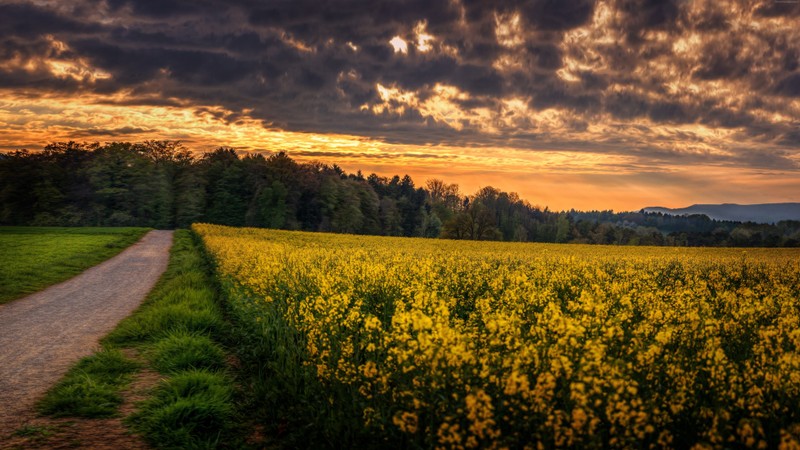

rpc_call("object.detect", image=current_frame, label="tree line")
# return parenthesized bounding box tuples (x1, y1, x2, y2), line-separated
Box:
(1, 141, 798, 247)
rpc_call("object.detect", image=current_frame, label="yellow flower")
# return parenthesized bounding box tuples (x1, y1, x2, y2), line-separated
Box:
(194, 224, 800, 448)
(393, 411, 418, 434)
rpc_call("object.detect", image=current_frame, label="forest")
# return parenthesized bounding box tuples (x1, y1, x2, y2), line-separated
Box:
(1, 141, 798, 247)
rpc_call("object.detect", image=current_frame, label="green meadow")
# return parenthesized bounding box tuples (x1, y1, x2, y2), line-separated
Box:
(0, 227, 149, 304)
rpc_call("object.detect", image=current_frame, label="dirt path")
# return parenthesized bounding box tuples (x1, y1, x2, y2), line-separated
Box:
(0, 230, 173, 434)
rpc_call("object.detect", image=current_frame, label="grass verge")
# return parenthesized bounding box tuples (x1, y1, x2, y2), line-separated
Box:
(37, 348, 140, 418)
(0, 226, 149, 304)
(127, 369, 235, 449)
(35, 229, 240, 449)
(147, 330, 227, 374)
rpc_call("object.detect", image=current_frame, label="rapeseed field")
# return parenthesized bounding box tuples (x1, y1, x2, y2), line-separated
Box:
(194, 224, 800, 449)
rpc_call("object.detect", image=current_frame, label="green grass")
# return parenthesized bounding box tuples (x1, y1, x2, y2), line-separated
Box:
(37, 348, 140, 418)
(148, 330, 227, 374)
(0, 226, 149, 304)
(104, 301, 223, 345)
(13, 424, 56, 439)
(36, 230, 241, 449)
(127, 370, 235, 450)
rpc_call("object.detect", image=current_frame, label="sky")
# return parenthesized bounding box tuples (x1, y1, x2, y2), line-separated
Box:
(1, 0, 799, 211)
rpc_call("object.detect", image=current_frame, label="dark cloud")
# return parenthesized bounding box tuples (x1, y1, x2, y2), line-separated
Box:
(76, 126, 150, 136)
(731, 148, 800, 170)
(70, 37, 252, 85)
(688, 5, 730, 32)
(450, 64, 505, 96)
(522, 0, 596, 31)
(648, 101, 688, 124)
(105, 0, 220, 18)
(0, 0, 798, 172)
(774, 73, 800, 97)
(753, 0, 800, 18)
(778, 129, 800, 146)
(613, 0, 681, 41)
(526, 43, 563, 70)
(692, 38, 751, 80)
(605, 91, 649, 120)
(1, 36, 58, 64)
(0, 2, 100, 38)
(290, 150, 450, 160)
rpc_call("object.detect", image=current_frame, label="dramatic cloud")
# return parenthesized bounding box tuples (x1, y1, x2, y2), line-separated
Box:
(1, 0, 799, 209)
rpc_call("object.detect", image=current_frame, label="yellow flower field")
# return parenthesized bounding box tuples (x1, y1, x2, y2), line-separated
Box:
(194, 224, 800, 449)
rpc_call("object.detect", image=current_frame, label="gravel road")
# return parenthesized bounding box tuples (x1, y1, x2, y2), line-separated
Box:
(0, 230, 173, 433)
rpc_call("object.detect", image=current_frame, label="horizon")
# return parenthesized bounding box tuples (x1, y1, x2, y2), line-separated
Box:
(1, 0, 799, 211)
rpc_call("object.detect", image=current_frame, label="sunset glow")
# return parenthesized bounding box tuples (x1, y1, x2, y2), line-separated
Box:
(1, 0, 799, 211)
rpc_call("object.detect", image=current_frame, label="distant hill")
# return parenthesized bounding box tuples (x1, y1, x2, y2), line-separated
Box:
(642, 203, 800, 224)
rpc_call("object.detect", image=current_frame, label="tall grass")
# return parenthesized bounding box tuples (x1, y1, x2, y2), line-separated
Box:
(128, 370, 235, 449)
(148, 330, 227, 374)
(38, 348, 140, 418)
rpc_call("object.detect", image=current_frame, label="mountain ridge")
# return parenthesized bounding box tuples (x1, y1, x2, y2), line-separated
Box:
(642, 203, 800, 224)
